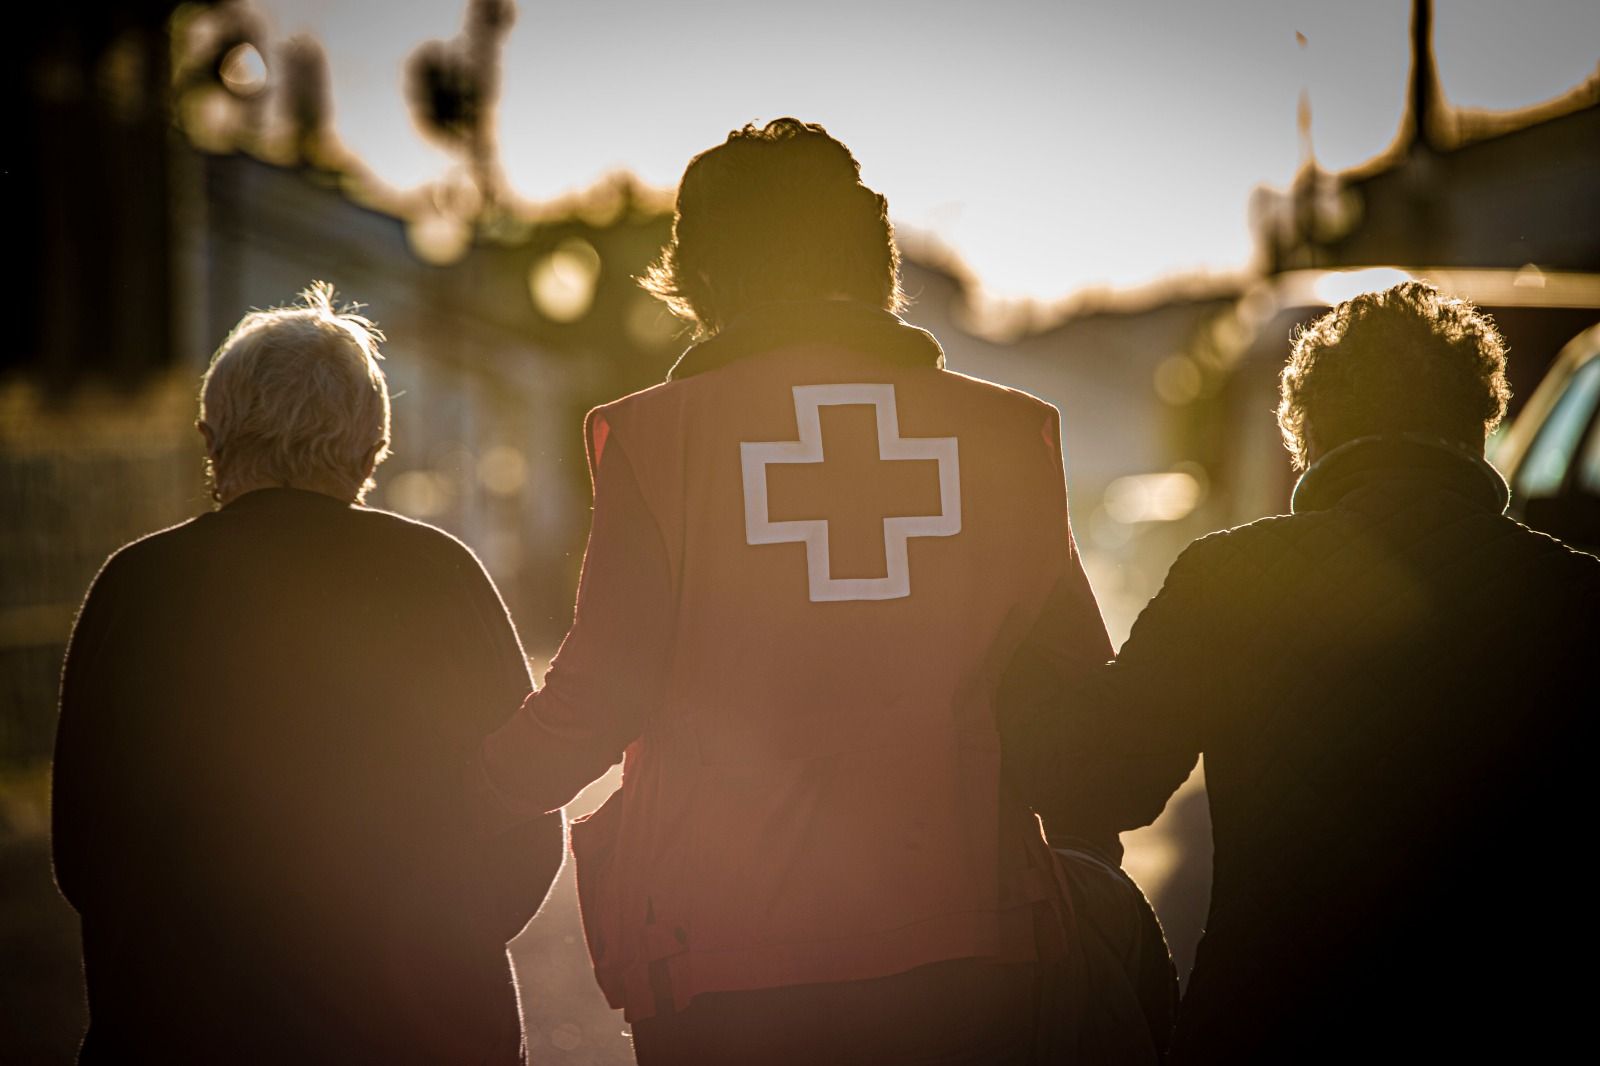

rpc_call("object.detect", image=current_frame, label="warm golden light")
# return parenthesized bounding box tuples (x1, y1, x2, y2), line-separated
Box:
(624, 296, 681, 348)
(218, 42, 268, 97)
(529, 238, 602, 323)
(477, 445, 528, 496)
(406, 210, 473, 266)
(385, 469, 453, 517)
(179, 85, 242, 152)
(1311, 267, 1413, 307)
(1154, 355, 1204, 405)
(1103, 470, 1204, 524)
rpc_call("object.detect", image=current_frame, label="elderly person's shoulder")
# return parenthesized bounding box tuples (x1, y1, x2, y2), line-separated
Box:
(81, 493, 496, 616)
(340, 498, 500, 575)
(1159, 499, 1598, 590)
(1143, 514, 1318, 598)
(215, 492, 501, 589)
(71, 517, 199, 616)
(1167, 514, 1299, 565)
(1497, 506, 1600, 563)
(1497, 513, 1600, 600)
(1144, 493, 1599, 657)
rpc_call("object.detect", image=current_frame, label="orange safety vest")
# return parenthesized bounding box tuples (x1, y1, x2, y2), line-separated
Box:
(571, 329, 1082, 1021)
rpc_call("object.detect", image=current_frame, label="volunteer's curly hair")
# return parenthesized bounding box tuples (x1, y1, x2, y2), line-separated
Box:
(200, 281, 391, 503)
(641, 118, 905, 338)
(1278, 281, 1511, 470)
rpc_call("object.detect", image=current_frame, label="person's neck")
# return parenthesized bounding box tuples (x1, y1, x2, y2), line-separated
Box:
(216, 479, 357, 508)
(667, 298, 943, 382)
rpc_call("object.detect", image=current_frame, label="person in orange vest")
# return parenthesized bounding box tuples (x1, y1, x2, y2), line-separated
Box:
(476, 119, 1155, 1064)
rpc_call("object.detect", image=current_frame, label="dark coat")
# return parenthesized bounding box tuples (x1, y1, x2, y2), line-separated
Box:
(52, 488, 563, 1064)
(1004, 436, 1600, 1064)
(1041, 842, 1178, 1065)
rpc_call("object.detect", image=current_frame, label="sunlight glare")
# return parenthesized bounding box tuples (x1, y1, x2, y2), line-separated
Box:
(219, 43, 268, 97)
(1311, 268, 1414, 307)
(529, 238, 602, 323)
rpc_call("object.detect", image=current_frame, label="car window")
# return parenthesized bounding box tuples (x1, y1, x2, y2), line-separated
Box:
(1515, 356, 1600, 499)
(1578, 406, 1600, 497)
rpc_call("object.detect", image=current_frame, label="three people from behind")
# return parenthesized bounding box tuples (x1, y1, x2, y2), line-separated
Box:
(51, 121, 1596, 1066)
(52, 285, 563, 1063)
(1003, 281, 1600, 1064)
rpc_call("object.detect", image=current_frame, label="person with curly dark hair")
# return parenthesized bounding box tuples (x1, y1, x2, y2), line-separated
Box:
(1002, 281, 1599, 1064)
(1276, 280, 1512, 471)
(473, 119, 1173, 1064)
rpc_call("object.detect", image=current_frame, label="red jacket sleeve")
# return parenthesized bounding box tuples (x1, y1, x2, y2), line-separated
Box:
(477, 421, 674, 824)
(1001, 538, 1211, 845)
(996, 410, 1119, 850)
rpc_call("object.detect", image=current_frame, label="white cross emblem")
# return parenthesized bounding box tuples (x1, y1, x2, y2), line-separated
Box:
(740, 383, 961, 602)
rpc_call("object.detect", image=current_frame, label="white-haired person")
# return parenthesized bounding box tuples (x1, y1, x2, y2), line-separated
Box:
(51, 284, 562, 1064)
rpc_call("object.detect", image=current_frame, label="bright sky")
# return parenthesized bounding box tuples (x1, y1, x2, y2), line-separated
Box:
(250, 0, 1599, 303)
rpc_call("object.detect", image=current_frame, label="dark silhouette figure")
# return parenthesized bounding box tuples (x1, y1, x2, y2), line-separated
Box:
(51, 286, 562, 1064)
(474, 119, 1169, 1063)
(1004, 281, 1600, 1063)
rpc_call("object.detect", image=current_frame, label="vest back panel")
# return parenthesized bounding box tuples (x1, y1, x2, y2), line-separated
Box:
(574, 344, 1076, 1017)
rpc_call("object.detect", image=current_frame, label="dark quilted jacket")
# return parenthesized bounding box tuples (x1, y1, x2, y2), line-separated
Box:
(1004, 436, 1600, 1064)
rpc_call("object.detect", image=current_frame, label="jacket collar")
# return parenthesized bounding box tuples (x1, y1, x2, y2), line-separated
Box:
(666, 300, 945, 382)
(1291, 434, 1510, 516)
(222, 486, 355, 511)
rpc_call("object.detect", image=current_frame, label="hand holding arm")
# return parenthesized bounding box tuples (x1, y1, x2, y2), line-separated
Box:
(1002, 536, 1221, 840)
(477, 431, 673, 827)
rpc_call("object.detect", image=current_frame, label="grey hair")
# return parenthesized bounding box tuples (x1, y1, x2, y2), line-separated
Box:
(199, 282, 391, 503)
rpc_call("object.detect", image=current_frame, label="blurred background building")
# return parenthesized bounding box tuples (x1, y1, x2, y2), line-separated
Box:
(4, 0, 1597, 1061)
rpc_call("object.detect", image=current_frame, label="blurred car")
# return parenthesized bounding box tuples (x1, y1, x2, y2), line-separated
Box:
(1491, 321, 1600, 553)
